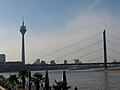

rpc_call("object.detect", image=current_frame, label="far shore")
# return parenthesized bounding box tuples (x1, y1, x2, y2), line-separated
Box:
(94, 67, 120, 72)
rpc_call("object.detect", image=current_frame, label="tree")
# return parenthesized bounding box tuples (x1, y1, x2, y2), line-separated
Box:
(8, 74, 19, 89)
(18, 70, 28, 89)
(32, 72, 43, 90)
(52, 80, 71, 90)
(45, 70, 49, 90)
(52, 71, 71, 90)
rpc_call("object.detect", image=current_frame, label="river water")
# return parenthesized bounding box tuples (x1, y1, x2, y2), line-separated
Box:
(0, 70, 120, 90)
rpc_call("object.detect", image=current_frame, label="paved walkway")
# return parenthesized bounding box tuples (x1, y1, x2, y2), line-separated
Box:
(0, 86, 6, 90)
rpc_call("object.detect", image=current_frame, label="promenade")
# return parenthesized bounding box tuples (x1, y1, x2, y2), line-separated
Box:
(0, 86, 6, 90)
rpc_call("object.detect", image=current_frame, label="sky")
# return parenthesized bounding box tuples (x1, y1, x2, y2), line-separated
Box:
(0, 0, 120, 64)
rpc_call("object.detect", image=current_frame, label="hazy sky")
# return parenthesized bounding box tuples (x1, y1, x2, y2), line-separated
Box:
(0, 0, 120, 64)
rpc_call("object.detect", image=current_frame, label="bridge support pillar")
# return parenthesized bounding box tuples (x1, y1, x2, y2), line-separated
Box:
(103, 30, 107, 69)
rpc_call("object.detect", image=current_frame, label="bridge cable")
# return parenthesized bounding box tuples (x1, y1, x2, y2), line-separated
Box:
(54, 41, 102, 60)
(107, 32, 120, 41)
(86, 56, 103, 63)
(77, 48, 103, 59)
(108, 56, 120, 61)
(107, 39, 120, 48)
(40, 32, 101, 58)
(108, 47, 120, 56)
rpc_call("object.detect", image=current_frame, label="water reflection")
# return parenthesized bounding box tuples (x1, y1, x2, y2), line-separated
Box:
(104, 71, 108, 90)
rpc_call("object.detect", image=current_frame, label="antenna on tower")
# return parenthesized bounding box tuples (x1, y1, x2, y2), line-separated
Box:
(22, 17, 24, 26)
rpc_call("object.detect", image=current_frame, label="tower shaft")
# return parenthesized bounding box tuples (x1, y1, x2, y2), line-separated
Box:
(20, 19, 27, 65)
(22, 35, 25, 65)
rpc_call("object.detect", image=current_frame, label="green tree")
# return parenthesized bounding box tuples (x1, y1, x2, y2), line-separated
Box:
(8, 74, 19, 89)
(18, 70, 28, 89)
(32, 72, 43, 90)
(45, 70, 49, 90)
(52, 80, 71, 90)
(52, 71, 71, 90)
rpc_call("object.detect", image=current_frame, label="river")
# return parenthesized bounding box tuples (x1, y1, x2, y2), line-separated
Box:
(0, 70, 120, 90)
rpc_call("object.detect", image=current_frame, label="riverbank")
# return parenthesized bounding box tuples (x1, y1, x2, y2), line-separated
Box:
(1, 69, 120, 90)
(94, 67, 120, 72)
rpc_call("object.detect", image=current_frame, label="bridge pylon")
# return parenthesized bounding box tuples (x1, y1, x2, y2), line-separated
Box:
(103, 30, 107, 69)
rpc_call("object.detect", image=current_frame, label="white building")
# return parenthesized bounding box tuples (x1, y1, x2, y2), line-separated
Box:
(33, 59, 46, 65)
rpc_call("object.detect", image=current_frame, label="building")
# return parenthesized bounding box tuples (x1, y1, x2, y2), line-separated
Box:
(50, 60, 56, 64)
(33, 59, 40, 64)
(41, 60, 46, 65)
(0, 54, 6, 63)
(33, 59, 46, 65)
(64, 60, 67, 64)
(74, 59, 82, 64)
(74, 59, 80, 64)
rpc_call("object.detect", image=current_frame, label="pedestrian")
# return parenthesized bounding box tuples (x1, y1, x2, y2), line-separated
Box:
(74, 86, 78, 90)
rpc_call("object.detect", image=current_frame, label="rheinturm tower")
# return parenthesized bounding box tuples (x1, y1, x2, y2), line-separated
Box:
(20, 19, 27, 65)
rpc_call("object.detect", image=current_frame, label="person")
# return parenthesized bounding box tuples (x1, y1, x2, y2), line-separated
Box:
(74, 86, 78, 90)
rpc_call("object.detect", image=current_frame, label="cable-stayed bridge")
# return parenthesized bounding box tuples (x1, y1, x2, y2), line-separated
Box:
(1, 30, 120, 72)
(38, 30, 120, 69)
